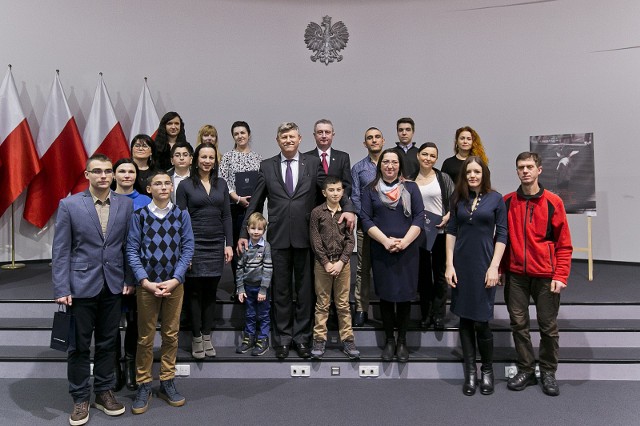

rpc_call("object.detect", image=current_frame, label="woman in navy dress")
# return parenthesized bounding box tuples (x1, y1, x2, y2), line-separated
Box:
(176, 142, 233, 359)
(361, 149, 424, 362)
(445, 156, 507, 396)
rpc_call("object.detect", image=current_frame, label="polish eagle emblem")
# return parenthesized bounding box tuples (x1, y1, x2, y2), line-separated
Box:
(304, 16, 349, 66)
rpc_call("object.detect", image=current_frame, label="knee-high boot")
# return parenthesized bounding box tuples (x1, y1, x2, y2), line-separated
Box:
(460, 323, 477, 396)
(477, 336, 494, 395)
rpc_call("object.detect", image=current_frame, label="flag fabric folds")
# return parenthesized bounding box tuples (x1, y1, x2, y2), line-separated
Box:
(71, 75, 129, 192)
(0, 67, 41, 217)
(129, 79, 159, 140)
(23, 72, 87, 228)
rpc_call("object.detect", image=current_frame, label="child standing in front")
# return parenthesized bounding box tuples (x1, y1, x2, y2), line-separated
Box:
(309, 176, 360, 359)
(126, 170, 194, 414)
(236, 212, 273, 356)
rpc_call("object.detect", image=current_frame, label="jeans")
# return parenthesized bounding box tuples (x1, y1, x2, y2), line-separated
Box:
(243, 285, 271, 340)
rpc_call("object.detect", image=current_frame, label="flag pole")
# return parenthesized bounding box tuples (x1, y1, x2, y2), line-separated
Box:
(1, 204, 26, 270)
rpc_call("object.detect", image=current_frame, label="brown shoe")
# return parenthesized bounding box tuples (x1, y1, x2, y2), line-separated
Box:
(93, 390, 125, 416)
(69, 401, 89, 426)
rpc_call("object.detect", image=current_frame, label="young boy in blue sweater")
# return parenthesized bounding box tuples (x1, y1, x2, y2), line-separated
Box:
(235, 212, 273, 356)
(126, 170, 194, 414)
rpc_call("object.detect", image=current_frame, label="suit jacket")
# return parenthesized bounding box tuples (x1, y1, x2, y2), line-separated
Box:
(52, 190, 134, 299)
(241, 152, 354, 250)
(304, 147, 352, 199)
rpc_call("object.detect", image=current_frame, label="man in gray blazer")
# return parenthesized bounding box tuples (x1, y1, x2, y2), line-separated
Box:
(53, 153, 134, 425)
(238, 122, 355, 359)
(304, 119, 353, 202)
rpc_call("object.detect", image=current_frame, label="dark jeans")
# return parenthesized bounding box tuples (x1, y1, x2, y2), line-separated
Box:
(186, 276, 221, 336)
(68, 285, 121, 403)
(270, 247, 313, 347)
(417, 233, 447, 320)
(243, 285, 271, 340)
(505, 272, 561, 373)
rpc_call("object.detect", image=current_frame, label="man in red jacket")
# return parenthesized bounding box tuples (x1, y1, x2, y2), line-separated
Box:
(502, 151, 573, 397)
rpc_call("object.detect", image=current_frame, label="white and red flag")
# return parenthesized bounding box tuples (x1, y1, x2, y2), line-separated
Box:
(129, 78, 159, 140)
(71, 74, 129, 192)
(24, 72, 87, 228)
(0, 66, 41, 217)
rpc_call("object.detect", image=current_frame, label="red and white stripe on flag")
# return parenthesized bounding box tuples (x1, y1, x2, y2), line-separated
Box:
(71, 75, 129, 193)
(0, 67, 41, 217)
(24, 72, 87, 228)
(129, 78, 159, 141)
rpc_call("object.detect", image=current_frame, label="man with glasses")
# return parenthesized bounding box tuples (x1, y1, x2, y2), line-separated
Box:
(53, 154, 134, 425)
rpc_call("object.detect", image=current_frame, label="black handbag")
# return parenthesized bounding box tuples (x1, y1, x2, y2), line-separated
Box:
(50, 305, 76, 352)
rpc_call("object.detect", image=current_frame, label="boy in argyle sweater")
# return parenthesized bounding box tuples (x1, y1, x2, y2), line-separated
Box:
(126, 170, 194, 414)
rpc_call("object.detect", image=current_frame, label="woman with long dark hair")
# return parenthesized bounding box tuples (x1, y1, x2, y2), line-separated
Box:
(130, 134, 156, 197)
(441, 126, 488, 184)
(360, 149, 424, 362)
(155, 112, 187, 171)
(176, 142, 233, 359)
(411, 142, 454, 330)
(445, 156, 507, 396)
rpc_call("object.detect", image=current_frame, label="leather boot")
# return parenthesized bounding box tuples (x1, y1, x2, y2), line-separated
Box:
(477, 336, 494, 395)
(114, 358, 124, 392)
(460, 324, 477, 396)
(396, 337, 409, 363)
(125, 356, 138, 391)
(381, 338, 396, 361)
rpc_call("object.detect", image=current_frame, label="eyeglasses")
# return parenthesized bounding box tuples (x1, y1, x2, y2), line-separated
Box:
(381, 160, 399, 166)
(133, 143, 150, 149)
(88, 169, 113, 176)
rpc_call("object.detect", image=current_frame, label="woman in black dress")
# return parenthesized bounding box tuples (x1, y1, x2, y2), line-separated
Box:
(176, 142, 233, 359)
(441, 126, 489, 184)
(154, 112, 187, 171)
(360, 149, 424, 362)
(445, 156, 507, 396)
(130, 134, 156, 197)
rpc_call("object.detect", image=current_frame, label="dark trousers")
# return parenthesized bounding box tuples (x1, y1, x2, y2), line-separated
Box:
(230, 204, 247, 282)
(505, 272, 561, 373)
(116, 295, 137, 360)
(243, 285, 271, 340)
(417, 233, 447, 320)
(186, 276, 221, 336)
(379, 299, 411, 341)
(270, 247, 313, 347)
(68, 285, 121, 403)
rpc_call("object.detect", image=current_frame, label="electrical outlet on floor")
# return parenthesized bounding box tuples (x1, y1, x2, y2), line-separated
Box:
(175, 364, 190, 377)
(359, 365, 379, 378)
(290, 365, 310, 377)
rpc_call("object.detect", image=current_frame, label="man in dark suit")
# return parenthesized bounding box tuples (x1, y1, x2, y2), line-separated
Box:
(304, 119, 352, 202)
(53, 153, 134, 425)
(392, 117, 420, 179)
(238, 122, 355, 359)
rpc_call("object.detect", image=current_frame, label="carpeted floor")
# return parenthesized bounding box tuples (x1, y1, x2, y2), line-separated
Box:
(4, 378, 640, 426)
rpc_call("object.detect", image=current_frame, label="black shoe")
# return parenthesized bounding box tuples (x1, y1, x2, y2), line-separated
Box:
(353, 311, 367, 327)
(420, 318, 432, 329)
(125, 358, 138, 391)
(396, 339, 409, 363)
(433, 317, 445, 331)
(541, 371, 560, 396)
(480, 366, 494, 395)
(463, 367, 477, 396)
(381, 338, 396, 361)
(294, 342, 311, 359)
(507, 371, 538, 391)
(275, 345, 289, 359)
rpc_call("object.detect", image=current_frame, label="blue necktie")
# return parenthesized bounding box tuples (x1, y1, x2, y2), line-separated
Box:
(285, 159, 294, 195)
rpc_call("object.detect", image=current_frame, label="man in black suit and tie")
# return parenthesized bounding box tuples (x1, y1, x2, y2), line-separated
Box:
(238, 122, 355, 359)
(305, 119, 352, 202)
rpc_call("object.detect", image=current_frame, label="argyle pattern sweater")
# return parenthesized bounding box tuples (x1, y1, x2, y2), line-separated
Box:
(126, 205, 194, 284)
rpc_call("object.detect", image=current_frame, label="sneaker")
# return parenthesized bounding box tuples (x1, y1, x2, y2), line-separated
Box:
(93, 389, 125, 416)
(131, 382, 152, 415)
(251, 337, 270, 356)
(158, 379, 185, 407)
(236, 334, 255, 354)
(203, 334, 216, 357)
(311, 340, 326, 359)
(541, 371, 560, 396)
(69, 401, 89, 426)
(343, 340, 361, 360)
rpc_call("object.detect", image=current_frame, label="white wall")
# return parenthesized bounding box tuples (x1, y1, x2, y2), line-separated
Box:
(1, 0, 639, 262)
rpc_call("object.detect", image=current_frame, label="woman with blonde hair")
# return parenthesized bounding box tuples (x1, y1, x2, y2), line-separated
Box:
(196, 124, 222, 163)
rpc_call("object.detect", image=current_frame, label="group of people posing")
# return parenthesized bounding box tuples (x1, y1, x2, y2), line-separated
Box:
(52, 114, 572, 426)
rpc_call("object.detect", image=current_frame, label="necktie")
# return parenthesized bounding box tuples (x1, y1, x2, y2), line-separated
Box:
(285, 159, 294, 195)
(321, 152, 328, 174)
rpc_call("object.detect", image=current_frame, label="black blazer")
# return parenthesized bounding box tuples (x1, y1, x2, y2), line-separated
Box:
(241, 152, 354, 250)
(305, 148, 352, 204)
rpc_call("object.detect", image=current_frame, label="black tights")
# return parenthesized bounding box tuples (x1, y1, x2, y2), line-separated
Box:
(186, 276, 221, 337)
(379, 299, 411, 341)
